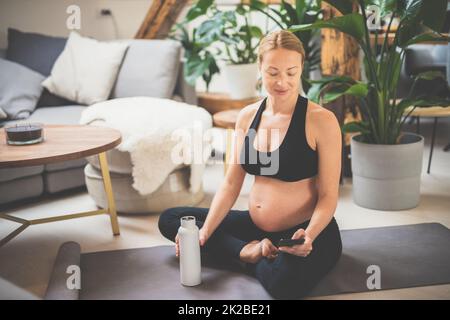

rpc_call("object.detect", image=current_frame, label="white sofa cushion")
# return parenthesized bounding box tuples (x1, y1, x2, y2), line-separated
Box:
(42, 31, 129, 105)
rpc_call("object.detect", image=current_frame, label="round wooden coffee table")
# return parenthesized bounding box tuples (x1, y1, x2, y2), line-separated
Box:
(0, 124, 122, 247)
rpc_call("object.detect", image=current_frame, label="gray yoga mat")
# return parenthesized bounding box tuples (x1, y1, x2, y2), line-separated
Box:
(45, 223, 450, 299)
(44, 241, 81, 300)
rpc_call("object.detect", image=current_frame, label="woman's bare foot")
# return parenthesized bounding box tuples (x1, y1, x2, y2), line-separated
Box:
(239, 240, 263, 264)
(239, 238, 279, 263)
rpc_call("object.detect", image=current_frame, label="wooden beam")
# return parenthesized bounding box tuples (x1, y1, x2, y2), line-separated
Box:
(320, 2, 361, 145)
(321, 3, 360, 84)
(135, 0, 190, 39)
(320, 2, 361, 181)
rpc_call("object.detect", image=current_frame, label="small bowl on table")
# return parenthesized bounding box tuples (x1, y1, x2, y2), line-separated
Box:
(4, 123, 44, 145)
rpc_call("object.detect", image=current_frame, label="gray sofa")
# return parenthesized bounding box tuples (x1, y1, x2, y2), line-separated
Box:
(0, 29, 202, 210)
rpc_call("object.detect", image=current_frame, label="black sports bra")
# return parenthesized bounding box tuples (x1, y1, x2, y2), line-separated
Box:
(240, 94, 318, 182)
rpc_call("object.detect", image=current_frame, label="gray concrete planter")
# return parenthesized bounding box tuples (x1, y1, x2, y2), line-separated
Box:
(350, 132, 424, 210)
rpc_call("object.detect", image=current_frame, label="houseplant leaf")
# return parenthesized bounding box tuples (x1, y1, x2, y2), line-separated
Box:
(342, 120, 372, 134)
(403, 31, 450, 47)
(322, 0, 355, 15)
(186, 0, 214, 21)
(289, 13, 366, 43)
(323, 83, 369, 103)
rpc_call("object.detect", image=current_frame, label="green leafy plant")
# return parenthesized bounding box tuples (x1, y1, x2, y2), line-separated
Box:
(245, 0, 323, 93)
(289, 0, 450, 144)
(170, 21, 220, 92)
(170, 0, 263, 91)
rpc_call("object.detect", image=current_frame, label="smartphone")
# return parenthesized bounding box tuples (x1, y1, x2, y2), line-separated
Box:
(277, 238, 305, 247)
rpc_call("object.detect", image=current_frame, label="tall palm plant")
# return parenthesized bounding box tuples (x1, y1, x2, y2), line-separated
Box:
(290, 0, 450, 144)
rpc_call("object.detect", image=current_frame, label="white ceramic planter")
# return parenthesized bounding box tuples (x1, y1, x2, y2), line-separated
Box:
(350, 132, 424, 211)
(223, 63, 259, 99)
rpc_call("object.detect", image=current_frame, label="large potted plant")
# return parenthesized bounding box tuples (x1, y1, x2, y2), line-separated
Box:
(171, 0, 263, 98)
(213, 3, 263, 99)
(290, 0, 450, 210)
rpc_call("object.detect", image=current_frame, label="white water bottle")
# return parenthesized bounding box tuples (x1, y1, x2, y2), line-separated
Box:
(178, 216, 202, 286)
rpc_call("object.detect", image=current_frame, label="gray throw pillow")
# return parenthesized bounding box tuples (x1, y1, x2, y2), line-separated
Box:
(6, 28, 67, 76)
(6, 28, 77, 107)
(111, 39, 181, 99)
(0, 58, 45, 119)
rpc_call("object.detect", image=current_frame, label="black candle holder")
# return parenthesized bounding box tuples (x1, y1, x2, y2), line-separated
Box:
(5, 123, 44, 145)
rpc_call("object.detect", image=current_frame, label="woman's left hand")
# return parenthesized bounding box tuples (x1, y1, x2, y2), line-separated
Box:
(278, 228, 313, 257)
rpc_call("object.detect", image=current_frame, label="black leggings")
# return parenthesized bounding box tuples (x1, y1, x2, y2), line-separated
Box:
(158, 206, 342, 299)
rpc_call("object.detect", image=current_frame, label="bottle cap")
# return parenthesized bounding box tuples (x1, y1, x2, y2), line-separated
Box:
(181, 216, 196, 228)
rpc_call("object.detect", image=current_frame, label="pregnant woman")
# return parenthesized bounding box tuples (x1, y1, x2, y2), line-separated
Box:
(159, 30, 342, 299)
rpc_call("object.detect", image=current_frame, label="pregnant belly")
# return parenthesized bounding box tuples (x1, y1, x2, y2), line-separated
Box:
(249, 176, 318, 232)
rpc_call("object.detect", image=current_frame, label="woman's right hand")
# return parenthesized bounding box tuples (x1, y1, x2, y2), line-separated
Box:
(175, 227, 210, 258)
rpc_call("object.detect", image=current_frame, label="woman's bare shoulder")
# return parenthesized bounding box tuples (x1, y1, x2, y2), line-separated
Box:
(307, 100, 341, 145)
(307, 100, 338, 123)
(236, 100, 262, 129)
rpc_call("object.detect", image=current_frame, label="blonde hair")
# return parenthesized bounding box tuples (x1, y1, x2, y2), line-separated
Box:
(257, 30, 306, 66)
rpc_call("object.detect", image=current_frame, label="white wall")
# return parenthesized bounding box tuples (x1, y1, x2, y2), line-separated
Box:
(0, 0, 152, 47)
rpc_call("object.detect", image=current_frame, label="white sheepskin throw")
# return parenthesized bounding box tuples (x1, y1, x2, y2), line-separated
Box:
(80, 96, 213, 195)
